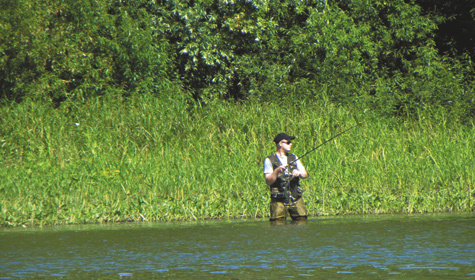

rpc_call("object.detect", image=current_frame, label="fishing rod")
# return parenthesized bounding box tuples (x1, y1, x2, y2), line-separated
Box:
(281, 122, 363, 209)
(289, 122, 364, 166)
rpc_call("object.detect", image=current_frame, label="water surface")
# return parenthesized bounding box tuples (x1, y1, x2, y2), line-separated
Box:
(1, 213, 474, 279)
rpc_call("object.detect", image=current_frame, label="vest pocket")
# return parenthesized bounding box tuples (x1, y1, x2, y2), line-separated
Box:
(270, 187, 286, 199)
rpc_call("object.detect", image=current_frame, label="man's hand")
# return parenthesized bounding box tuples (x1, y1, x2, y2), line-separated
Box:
(265, 165, 288, 186)
(276, 165, 287, 174)
(291, 169, 301, 178)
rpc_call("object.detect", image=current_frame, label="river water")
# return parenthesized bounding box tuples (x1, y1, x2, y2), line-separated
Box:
(0, 213, 473, 279)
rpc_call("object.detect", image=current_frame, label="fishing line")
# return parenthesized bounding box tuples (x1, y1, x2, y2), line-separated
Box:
(281, 122, 364, 210)
(289, 122, 364, 165)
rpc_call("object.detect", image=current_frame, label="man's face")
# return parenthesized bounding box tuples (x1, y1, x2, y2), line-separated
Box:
(279, 140, 292, 151)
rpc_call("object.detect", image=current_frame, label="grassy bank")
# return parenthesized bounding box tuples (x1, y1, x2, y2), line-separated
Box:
(1, 93, 474, 227)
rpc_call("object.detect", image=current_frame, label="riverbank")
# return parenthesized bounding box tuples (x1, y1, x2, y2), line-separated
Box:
(1, 93, 474, 227)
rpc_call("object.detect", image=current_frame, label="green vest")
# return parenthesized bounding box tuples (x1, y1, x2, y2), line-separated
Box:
(267, 153, 301, 197)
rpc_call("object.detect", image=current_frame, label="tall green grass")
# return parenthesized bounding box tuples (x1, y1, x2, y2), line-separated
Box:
(1, 93, 474, 226)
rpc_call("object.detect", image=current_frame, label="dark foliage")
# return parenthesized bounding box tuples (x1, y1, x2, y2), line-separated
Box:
(0, 0, 473, 121)
(416, 0, 475, 60)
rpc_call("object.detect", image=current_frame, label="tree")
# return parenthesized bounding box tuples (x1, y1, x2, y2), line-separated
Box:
(416, 0, 475, 60)
(0, 0, 174, 104)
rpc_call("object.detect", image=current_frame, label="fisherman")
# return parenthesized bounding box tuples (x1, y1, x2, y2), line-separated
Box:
(263, 133, 308, 222)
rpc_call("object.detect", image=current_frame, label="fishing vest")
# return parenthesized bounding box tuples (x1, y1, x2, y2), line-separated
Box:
(267, 153, 301, 199)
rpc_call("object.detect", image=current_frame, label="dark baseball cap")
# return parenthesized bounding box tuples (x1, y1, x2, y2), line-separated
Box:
(273, 133, 296, 143)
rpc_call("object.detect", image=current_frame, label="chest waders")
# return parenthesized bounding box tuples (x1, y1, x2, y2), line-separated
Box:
(267, 153, 304, 209)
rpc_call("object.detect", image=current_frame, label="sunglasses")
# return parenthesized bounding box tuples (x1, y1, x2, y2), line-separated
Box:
(281, 141, 292, 145)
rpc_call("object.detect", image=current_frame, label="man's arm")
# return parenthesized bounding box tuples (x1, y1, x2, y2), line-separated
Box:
(265, 166, 286, 186)
(263, 158, 286, 186)
(292, 158, 308, 179)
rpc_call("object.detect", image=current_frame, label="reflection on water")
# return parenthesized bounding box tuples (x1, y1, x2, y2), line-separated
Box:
(0, 213, 474, 279)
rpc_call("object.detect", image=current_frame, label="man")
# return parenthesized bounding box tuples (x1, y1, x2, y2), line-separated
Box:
(263, 132, 308, 222)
